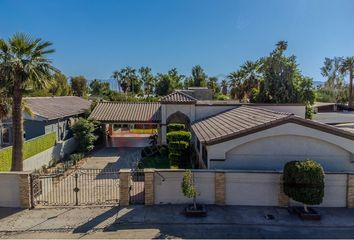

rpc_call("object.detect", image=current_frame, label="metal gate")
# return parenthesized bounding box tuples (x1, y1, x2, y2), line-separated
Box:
(31, 168, 119, 207)
(130, 170, 145, 204)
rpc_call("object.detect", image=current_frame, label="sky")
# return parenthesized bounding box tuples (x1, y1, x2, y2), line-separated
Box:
(1, 0, 354, 83)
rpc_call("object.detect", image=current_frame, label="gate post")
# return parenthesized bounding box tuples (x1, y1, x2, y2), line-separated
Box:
(119, 169, 131, 206)
(144, 169, 154, 205)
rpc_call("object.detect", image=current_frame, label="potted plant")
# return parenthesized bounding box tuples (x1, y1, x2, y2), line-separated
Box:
(283, 159, 325, 220)
(181, 170, 207, 217)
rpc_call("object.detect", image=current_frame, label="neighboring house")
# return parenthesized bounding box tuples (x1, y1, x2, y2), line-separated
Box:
(313, 102, 354, 126)
(0, 96, 91, 148)
(90, 90, 354, 172)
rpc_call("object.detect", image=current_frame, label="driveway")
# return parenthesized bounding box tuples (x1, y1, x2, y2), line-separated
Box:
(81, 147, 142, 170)
(2, 205, 354, 238)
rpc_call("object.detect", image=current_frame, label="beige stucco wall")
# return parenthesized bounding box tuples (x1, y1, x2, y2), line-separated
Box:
(0, 172, 25, 207)
(154, 170, 215, 204)
(208, 123, 354, 172)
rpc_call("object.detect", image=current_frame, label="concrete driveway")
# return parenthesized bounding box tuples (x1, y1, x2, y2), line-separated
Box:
(81, 147, 142, 170)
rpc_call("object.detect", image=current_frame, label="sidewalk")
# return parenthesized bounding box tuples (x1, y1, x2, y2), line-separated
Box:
(1, 205, 354, 238)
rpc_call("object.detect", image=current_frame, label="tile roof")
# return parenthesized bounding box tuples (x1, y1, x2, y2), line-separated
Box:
(191, 106, 294, 144)
(89, 102, 161, 123)
(160, 91, 197, 104)
(192, 106, 354, 145)
(24, 96, 91, 120)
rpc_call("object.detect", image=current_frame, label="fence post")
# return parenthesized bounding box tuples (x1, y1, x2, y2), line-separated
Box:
(144, 169, 155, 205)
(119, 169, 131, 206)
(19, 172, 32, 209)
(347, 173, 354, 208)
(278, 173, 289, 207)
(215, 171, 225, 205)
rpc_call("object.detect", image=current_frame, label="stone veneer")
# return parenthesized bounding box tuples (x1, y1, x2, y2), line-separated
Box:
(278, 174, 289, 207)
(119, 169, 131, 206)
(19, 173, 31, 208)
(347, 174, 354, 208)
(215, 171, 225, 205)
(144, 169, 154, 205)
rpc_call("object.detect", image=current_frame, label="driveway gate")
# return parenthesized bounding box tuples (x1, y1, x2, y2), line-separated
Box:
(31, 168, 119, 207)
(129, 170, 145, 204)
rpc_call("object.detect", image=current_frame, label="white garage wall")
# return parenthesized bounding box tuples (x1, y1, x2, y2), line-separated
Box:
(154, 170, 215, 205)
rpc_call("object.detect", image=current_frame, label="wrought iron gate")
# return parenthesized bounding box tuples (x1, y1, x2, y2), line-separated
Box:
(31, 168, 119, 207)
(130, 170, 145, 204)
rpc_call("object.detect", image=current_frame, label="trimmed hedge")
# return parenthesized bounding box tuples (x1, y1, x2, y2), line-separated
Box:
(168, 141, 189, 153)
(283, 159, 324, 205)
(167, 131, 192, 142)
(0, 132, 56, 171)
(167, 123, 185, 133)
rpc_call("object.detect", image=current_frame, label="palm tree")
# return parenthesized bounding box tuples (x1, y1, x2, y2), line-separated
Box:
(191, 65, 207, 87)
(227, 71, 243, 100)
(0, 33, 57, 171)
(340, 57, 354, 109)
(240, 60, 261, 96)
(220, 79, 228, 95)
(112, 70, 122, 92)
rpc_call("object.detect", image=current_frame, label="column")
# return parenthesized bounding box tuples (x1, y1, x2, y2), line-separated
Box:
(144, 169, 155, 205)
(119, 169, 131, 206)
(215, 171, 225, 205)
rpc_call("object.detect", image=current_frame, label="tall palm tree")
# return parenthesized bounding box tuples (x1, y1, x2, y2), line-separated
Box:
(0, 33, 57, 171)
(340, 57, 354, 109)
(112, 70, 122, 92)
(191, 65, 207, 87)
(227, 71, 243, 100)
(220, 79, 228, 95)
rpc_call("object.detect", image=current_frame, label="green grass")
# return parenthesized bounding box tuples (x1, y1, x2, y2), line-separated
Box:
(139, 155, 171, 169)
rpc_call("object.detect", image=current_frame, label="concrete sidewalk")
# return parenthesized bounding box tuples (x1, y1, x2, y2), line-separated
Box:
(1, 205, 354, 238)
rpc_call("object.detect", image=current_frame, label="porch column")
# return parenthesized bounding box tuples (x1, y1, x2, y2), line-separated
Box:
(161, 125, 167, 144)
(108, 124, 113, 136)
(119, 169, 131, 206)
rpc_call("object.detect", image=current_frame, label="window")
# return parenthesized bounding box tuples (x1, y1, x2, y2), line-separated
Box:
(2, 127, 10, 144)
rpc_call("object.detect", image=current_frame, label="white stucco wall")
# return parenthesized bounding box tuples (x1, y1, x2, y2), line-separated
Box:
(23, 137, 77, 171)
(154, 170, 215, 205)
(208, 123, 354, 172)
(0, 172, 22, 207)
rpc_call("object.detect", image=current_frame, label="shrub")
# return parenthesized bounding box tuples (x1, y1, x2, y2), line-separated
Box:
(167, 131, 192, 142)
(69, 153, 84, 164)
(168, 141, 189, 152)
(283, 159, 324, 210)
(71, 118, 97, 153)
(305, 105, 314, 120)
(168, 152, 181, 166)
(216, 94, 230, 100)
(181, 170, 197, 209)
(167, 123, 185, 132)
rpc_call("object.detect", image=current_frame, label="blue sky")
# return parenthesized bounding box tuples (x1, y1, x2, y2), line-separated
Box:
(1, 0, 354, 82)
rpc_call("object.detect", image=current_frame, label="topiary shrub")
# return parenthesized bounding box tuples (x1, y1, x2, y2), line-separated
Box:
(167, 123, 185, 132)
(283, 159, 324, 212)
(167, 131, 192, 142)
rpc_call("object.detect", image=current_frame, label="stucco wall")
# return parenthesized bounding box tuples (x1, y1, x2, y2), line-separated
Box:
(0, 173, 22, 207)
(208, 123, 354, 172)
(154, 170, 215, 204)
(23, 137, 77, 171)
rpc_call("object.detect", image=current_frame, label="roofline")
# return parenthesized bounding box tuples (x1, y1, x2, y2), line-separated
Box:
(193, 116, 354, 145)
(87, 119, 161, 124)
(196, 102, 306, 106)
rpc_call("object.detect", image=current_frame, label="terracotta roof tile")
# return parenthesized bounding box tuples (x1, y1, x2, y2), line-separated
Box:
(160, 91, 197, 103)
(24, 96, 91, 120)
(89, 102, 161, 123)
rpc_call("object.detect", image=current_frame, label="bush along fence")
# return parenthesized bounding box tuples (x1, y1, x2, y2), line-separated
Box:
(0, 132, 56, 171)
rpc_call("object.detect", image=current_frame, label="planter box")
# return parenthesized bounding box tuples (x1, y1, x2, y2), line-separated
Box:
(184, 204, 207, 217)
(292, 206, 321, 220)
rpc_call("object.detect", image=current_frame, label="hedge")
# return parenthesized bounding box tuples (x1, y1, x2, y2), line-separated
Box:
(166, 131, 192, 142)
(283, 159, 324, 205)
(0, 132, 56, 171)
(168, 141, 189, 153)
(167, 123, 185, 133)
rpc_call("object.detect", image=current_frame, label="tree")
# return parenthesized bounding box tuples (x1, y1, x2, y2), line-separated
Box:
(339, 57, 354, 109)
(239, 60, 261, 99)
(220, 79, 228, 95)
(70, 76, 88, 97)
(112, 70, 122, 92)
(181, 170, 198, 210)
(48, 72, 71, 96)
(320, 57, 345, 103)
(139, 66, 155, 96)
(283, 160, 324, 213)
(0, 33, 57, 171)
(191, 65, 207, 87)
(89, 79, 110, 96)
(227, 71, 243, 100)
(207, 77, 219, 94)
(71, 118, 97, 153)
(155, 68, 184, 96)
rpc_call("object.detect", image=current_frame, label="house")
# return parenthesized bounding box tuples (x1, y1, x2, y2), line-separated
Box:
(90, 90, 354, 172)
(0, 96, 91, 148)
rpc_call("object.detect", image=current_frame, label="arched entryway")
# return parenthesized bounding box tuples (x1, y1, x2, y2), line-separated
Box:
(166, 111, 191, 128)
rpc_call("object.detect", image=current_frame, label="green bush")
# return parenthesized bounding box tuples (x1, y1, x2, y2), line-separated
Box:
(167, 123, 185, 132)
(71, 118, 97, 153)
(69, 153, 84, 164)
(283, 159, 325, 206)
(168, 152, 181, 166)
(167, 131, 192, 142)
(0, 132, 56, 172)
(168, 141, 189, 153)
(216, 94, 230, 100)
(305, 105, 314, 120)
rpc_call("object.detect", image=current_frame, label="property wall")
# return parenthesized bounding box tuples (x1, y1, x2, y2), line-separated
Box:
(151, 170, 350, 207)
(23, 137, 77, 171)
(154, 170, 215, 204)
(208, 123, 354, 172)
(0, 172, 30, 208)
